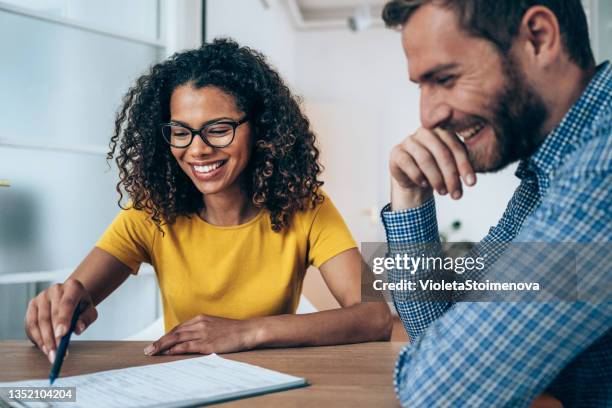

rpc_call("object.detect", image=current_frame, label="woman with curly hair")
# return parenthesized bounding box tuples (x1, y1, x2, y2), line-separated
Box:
(24, 39, 391, 362)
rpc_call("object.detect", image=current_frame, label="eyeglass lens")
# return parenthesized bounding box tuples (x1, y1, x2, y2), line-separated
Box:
(162, 122, 235, 148)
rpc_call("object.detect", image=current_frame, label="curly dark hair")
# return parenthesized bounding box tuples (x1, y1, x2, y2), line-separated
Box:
(108, 38, 324, 232)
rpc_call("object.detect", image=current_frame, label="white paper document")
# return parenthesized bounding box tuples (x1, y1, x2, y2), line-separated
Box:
(0, 354, 306, 407)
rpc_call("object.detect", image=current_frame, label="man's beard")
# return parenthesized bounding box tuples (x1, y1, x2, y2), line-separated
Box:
(466, 56, 549, 173)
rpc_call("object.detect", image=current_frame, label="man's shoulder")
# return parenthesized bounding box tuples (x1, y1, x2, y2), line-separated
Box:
(560, 106, 611, 177)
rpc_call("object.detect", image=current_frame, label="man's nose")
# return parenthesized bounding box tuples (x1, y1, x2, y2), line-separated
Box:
(420, 89, 452, 130)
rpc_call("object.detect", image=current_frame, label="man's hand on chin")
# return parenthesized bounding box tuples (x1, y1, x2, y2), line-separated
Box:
(389, 127, 476, 211)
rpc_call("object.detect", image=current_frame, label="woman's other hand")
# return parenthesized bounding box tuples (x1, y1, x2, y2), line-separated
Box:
(144, 314, 260, 356)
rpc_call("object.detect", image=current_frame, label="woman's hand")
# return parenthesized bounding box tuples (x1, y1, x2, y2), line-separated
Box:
(24, 278, 98, 363)
(144, 314, 261, 356)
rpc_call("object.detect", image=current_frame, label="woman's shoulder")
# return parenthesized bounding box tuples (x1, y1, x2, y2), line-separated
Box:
(111, 203, 160, 231)
(291, 189, 344, 230)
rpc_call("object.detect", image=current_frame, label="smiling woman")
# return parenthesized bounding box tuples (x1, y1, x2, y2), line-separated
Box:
(23, 39, 391, 362)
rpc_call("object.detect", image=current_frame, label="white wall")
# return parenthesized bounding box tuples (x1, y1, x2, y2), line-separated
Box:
(206, 0, 297, 86)
(163, 0, 202, 56)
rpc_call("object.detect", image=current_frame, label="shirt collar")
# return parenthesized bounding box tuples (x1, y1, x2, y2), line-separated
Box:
(516, 61, 611, 188)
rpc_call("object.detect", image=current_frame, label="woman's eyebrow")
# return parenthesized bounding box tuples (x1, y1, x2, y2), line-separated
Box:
(169, 117, 237, 128)
(168, 119, 191, 127)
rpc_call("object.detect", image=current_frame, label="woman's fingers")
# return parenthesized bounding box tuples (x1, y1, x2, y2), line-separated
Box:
(144, 329, 201, 355)
(24, 301, 43, 350)
(75, 304, 98, 335)
(163, 315, 212, 338)
(36, 298, 57, 364)
(48, 284, 63, 340)
(54, 279, 87, 339)
(164, 340, 210, 355)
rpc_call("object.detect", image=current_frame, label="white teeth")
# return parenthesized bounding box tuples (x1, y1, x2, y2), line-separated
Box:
(193, 161, 224, 174)
(456, 123, 485, 141)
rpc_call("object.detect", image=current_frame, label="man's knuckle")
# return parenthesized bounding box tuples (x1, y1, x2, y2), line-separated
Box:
(412, 149, 428, 164)
(414, 128, 429, 139)
(439, 150, 454, 164)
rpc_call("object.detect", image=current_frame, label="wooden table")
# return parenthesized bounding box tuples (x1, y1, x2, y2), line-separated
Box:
(0, 341, 405, 407)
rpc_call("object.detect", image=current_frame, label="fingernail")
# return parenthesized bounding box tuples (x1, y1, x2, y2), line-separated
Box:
(452, 191, 461, 200)
(144, 345, 155, 355)
(439, 188, 447, 195)
(54, 324, 66, 338)
(76, 322, 86, 334)
(421, 180, 429, 188)
(42, 345, 48, 355)
(465, 174, 476, 186)
(48, 350, 56, 364)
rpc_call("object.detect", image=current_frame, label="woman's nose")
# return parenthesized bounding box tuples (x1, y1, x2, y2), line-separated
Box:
(186, 133, 214, 156)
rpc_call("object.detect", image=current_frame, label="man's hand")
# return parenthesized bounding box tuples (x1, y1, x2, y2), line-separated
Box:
(144, 314, 260, 356)
(389, 128, 476, 210)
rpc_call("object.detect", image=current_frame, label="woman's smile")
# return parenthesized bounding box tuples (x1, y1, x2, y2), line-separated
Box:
(190, 160, 228, 181)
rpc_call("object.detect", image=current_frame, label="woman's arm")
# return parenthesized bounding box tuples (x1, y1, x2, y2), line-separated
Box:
(146, 248, 392, 355)
(70, 247, 133, 306)
(252, 248, 392, 347)
(24, 248, 132, 362)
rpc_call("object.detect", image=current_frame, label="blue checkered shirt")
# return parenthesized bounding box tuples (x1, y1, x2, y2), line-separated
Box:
(381, 62, 612, 407)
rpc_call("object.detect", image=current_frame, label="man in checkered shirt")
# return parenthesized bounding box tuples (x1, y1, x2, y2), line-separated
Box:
(380, 0, 611, 407)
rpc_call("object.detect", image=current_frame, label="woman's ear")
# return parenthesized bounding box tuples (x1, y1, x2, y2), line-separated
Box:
(516, 6, 562, 69)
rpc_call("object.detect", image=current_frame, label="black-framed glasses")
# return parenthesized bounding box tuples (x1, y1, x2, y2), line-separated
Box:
(160, 116, 248, 148)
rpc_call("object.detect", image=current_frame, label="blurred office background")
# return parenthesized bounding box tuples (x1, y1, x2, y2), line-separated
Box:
(1, 0, 610, 340)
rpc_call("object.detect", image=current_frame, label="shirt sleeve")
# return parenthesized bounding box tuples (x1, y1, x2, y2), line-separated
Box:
(393, 169, 612, 407)
(305, 193, 357, 268)
(381, 199, 449, 340)
(381, 198, 439, 247)
(95, 207, 156, 273)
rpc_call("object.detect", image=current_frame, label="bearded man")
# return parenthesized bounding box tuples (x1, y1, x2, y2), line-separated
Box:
(381, 1, 611, 406)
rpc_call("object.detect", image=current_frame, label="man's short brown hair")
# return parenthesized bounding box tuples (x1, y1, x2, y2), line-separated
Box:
(382, 0, 595, 70)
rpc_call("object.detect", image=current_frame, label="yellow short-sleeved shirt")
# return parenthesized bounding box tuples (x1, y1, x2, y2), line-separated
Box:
(96, 192, 356, 332)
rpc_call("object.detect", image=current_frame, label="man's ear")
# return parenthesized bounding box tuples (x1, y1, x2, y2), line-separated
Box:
(517, 6, 562, 68)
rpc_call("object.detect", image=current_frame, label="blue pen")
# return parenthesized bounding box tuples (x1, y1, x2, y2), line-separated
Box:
(49, 303, 82, 385)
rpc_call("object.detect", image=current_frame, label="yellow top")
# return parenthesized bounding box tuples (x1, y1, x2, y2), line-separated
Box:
(96, 193, 356, 332)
